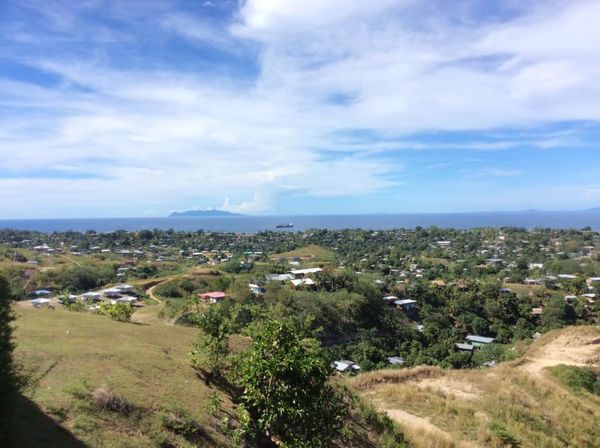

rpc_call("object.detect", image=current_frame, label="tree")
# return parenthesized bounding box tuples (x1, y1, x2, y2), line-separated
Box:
(99, 302, 134, 322)
(0, 273, 19, 445)
(232, 319, 347, 447)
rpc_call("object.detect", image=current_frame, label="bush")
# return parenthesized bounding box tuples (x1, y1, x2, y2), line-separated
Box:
(489, 421, 521, 447)
(160, 409, 202, 436)
(154, 281, 183, 298)
(99, 302, 134, 322)
(550, 364, 600, 396)
(91, 386, 133, 413)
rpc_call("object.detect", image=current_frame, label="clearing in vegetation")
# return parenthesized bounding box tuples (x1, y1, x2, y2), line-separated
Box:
(270, 244, 336, 263)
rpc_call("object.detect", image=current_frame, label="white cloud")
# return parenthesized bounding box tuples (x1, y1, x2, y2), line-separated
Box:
(1, 0, 600, 216)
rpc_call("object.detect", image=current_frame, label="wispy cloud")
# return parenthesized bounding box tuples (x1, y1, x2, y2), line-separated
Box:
(0, 0, 599, 217)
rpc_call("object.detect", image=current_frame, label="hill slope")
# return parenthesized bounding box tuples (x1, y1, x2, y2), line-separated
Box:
(11, 306, 408, 447)
(12, 307, 232, 447)
(349, 326, 600, 448)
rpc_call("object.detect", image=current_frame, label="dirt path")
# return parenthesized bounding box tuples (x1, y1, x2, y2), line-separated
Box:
(385, 409, 478, 448)
(144, 282, 164, 304)
(371, 327, 600, 448)
(519, 330, 600, 376)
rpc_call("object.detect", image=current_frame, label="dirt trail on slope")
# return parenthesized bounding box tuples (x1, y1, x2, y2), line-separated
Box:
(519, 328, 600, 376)
(385, 409, 478, 448)
(368, 327, 600, 447)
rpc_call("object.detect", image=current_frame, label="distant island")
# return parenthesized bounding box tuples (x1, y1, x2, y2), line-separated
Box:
(169, 209, 243, 218)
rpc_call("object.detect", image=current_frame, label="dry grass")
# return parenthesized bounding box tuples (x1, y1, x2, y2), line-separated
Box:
(350, 365, 444, 389)
(91, 386, 133, 413)
(350, 326, 600, 448)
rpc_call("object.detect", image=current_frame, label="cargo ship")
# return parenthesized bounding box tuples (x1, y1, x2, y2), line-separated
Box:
(275, 223, 294, 228)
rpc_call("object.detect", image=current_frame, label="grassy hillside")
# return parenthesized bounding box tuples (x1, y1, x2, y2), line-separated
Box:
(11, 306, 408, 447)
(348, 326, 600, 448)
(13, 307, 233, 447)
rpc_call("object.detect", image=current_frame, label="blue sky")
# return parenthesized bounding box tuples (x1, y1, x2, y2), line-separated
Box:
(1, 0, 600, 218)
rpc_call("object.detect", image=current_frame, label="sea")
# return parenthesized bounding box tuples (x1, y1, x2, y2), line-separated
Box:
(1, 211, 600, 233)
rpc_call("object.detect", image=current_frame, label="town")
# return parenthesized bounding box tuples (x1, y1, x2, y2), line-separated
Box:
(2, 226, 599, 372)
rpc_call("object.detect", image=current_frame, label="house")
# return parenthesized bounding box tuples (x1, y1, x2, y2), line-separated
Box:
(387, 356, 405, 365)
(82, 291, 101, 302)
(581, 293, 596, 304)
(563, 295, 577, 303)
(558, 274, 577, 280)
(455, 343, 475, 352)
(290, 267, 323, 278)
(394, 298, 417, 311)
(291, 278, 315, 289)
(431, 279, 446, 287)
(465, 335, 495, 346)
(332, 360, 360, 374)
(33, 289, 52, 297)
(266, 273, 294, 282)
(198, 291, 226, 303)
(382, 295, 398, 304)
(115, 284, 134, 293)
(531, 307, 543, 316)
(587, 277, 600, 287)
(31, 298, 50, 308)
(103, 288, 122, 298)
(249, 283, 266, 295)
(111, 296, 138, 305)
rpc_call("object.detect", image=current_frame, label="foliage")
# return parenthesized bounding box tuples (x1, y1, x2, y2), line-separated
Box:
(154, 281, 184, 298)
(99, 302, 134, 322)
(231, 319, 347, 447)
(550, 364, 600, 396)
(0, 273, 19, 445)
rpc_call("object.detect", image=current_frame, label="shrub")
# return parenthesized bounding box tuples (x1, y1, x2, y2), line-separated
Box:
(91, 386, 133, 413)
(550, 364, 600, 396)
(154, 281, 183, 298)
(160, 409, 203, 437)
(489, 421, 521, 447)
(99, 302, 134, 322)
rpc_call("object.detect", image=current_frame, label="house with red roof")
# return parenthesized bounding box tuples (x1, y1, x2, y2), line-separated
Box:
(198, 291, 226, 303)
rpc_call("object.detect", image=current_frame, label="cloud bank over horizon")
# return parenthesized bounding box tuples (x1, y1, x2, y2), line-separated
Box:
(1, 0, 600, 218)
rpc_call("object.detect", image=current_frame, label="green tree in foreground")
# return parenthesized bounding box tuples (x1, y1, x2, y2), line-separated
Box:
(99, 302, 134, 322)
(232, 319, 347, 447)
(0, 273, 18, 444)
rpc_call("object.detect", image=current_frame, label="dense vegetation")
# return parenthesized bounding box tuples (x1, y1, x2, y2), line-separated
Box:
(551, 364, 600, 396)
(0, 273, 20, 446)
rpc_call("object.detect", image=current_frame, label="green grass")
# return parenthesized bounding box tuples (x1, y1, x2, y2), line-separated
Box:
(12, 306, 408, 448)
(550, 364, 600, 396)
(13, 307, 232, 447)
(271, 244, 336, 263)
